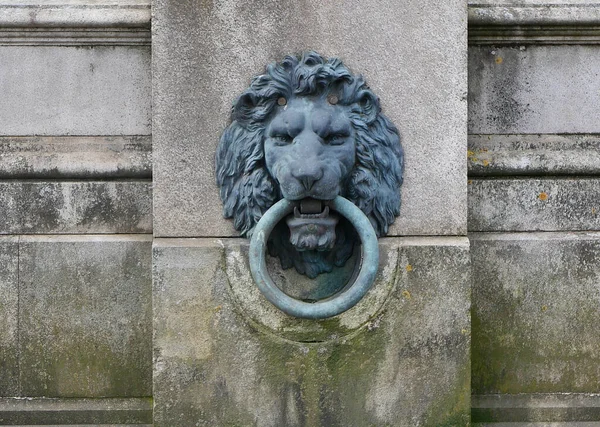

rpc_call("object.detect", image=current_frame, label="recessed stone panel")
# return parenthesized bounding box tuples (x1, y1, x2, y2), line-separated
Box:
(0, 46, 151, 136)
(153, 237, 470, 426)
(469, 45, 600, 134)
(18, 235, 152, 397)
(471, 232, 600, 394)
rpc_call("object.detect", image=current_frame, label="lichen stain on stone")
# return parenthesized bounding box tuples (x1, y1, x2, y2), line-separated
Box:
(402, 290, 411, 299)
(541, 304, 548, 312)
(481, 47, 532, 133)
(538, 192, 548, 201)
(405, 264, 413, 272)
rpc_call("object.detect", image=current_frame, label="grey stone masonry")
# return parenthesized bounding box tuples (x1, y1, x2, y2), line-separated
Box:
(472, 394, 600, 424)
(0, 1, 151, 28)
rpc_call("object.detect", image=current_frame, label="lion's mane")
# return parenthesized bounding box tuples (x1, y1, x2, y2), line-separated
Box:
(216, 52, 403, 278)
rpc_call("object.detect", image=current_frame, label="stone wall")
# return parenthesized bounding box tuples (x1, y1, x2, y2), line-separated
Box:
(0, 1, 153, 425)
(0, 0, 599, 425)
(468, 1, 600, 425)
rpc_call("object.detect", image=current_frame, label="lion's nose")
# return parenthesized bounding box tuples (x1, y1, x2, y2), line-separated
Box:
(300, 177, 317, 191)
(292, 167, 324, 191)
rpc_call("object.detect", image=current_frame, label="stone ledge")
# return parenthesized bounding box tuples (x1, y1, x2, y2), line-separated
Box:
(468, 134, 600, 176)
(475, 423, 600, 427)
(0, 136, 152, 179)
(469, 5, 600, 26)
(0, 397, 152, 425)
(0, 2, 150, 29)
(0, 28, 150, 46)
(469, 5, 600, 44)
(472, 394, 600, 423)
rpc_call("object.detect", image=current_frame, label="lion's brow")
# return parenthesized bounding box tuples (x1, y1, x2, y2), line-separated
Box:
(271, 114, 304, 137)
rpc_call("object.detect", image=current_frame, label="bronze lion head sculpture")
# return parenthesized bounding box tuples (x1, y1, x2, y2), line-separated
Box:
(216, 52, 403, 278)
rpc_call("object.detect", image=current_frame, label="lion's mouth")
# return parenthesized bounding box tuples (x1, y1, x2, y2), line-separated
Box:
(285, 198, 339, 252)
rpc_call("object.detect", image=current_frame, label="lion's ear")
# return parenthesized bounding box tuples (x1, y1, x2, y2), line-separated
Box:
(355, 90, 380, 124)
(232, 92, 257, 123)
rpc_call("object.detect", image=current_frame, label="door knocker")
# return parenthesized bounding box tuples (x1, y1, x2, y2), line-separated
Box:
(216, 51, 403, 319)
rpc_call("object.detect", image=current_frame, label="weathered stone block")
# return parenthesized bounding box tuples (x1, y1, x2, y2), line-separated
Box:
(0, 236, 18, 397)
(153, 237, 470, 426)
(469, 45, 600, 134)
(0, 46, 150, 136)
(0, 181, 152, 234)
(18, 235, 153, 397)
(468, 178, 600, 232)
(471, 232, 600, 394)
(153, 0, 467, 237)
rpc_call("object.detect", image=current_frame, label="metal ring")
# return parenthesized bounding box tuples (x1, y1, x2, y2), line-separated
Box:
(249, 196, 379, 319)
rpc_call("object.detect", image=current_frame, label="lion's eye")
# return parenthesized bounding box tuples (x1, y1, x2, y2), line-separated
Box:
(325, 134, 347, 146)
(272, 134, 293, 146)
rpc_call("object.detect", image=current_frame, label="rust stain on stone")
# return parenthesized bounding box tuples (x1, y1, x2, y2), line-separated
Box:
(538, 192, 548, 201)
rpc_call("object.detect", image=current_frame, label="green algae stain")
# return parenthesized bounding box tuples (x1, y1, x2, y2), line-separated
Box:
(251, 320, 389, 426)
(423, 355, 471, 427)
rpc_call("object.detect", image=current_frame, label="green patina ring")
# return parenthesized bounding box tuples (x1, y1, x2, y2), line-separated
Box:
(249, 195, 379, 319)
